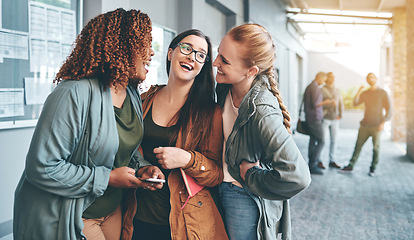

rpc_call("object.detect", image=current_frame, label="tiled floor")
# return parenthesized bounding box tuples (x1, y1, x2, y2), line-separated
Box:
(290, 129, 414, 240)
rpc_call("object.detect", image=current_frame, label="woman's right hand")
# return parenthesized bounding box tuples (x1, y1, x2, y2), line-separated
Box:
(138, 166, 165, 191)
(108, 166, 143, 188)
(240, 160, 260, 180)
(108, 166, 164, 190)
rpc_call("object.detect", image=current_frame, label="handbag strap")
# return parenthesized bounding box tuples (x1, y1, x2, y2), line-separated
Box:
(299, 96, 304, 118)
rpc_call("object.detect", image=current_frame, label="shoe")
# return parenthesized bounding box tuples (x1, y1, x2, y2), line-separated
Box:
(317, 162, 326, 169)
(340, 165, 353, 172)
(310, 166, 324, 175)
(368, 168, 375, 177)
(329, 162, 341, 169)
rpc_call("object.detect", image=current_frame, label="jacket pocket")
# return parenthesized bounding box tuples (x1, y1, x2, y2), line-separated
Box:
(180, 189, 216, 239)
(262, 198, 283, 227)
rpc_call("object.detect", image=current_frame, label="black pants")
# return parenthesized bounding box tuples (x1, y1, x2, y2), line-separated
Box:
(307, 120, 325, 167)
(132, 219, 171, 240)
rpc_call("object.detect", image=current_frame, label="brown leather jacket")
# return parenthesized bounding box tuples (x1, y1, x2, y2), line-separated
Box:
(133, 85, 228, 240)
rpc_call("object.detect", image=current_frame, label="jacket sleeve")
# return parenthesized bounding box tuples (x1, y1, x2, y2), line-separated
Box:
(24, 84, 111, 199)
(182, 106, 224, 187)
(130, 148, 152, 170)
(305, 83, 321, 109)
(353, 90, 365, 106)
(244, 106, 311, 200)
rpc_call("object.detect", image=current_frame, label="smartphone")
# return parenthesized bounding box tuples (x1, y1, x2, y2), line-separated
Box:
(143, 178, 165, 183)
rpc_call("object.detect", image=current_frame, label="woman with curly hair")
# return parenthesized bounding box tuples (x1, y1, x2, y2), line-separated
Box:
(132, 29, 228, 240)
(13, 8, 163, 240)
(214, 23, 311, 240)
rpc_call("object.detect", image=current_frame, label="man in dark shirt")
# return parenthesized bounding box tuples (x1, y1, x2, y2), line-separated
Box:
(342, 73, 392, 176)
(304, 72, 332, 174)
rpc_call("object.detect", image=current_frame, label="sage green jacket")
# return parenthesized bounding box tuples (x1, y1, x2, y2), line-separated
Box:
(216, 77, 311, 240)
(13, 78, 149, 240)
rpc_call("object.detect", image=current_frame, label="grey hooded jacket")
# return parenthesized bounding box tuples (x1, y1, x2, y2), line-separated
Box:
(216, 77, 311, 240)
(13, 78, 149, 240)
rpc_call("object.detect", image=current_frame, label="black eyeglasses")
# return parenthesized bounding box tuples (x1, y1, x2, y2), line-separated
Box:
(174, 42, 209, 63)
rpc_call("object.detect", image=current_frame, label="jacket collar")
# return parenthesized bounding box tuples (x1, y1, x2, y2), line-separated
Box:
(217, 76, 269, 123)
(237, 76, 270, 129)
(141, 84, 165, 117)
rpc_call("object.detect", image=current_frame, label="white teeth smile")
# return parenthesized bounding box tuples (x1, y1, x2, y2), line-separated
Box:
(217, 69, 224, 75)
(144, 62, 150, 70)
(180, 63, 193, 71)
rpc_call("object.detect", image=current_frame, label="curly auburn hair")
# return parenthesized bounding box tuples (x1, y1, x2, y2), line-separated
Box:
(54, 8, 152, 90)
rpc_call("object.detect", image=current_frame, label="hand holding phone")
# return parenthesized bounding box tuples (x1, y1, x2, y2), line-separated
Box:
(135, 166, 165, 190)
(143, 178, 165, 183)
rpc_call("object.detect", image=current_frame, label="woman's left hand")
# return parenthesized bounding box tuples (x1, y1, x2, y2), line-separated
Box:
(154, 146, 191, 169)
(240, 160, 260, 180)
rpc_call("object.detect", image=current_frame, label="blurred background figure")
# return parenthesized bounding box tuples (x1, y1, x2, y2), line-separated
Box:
(341, 73, 392, 176)
(320, 72, 344, 169)
(303, 72, 331, 174)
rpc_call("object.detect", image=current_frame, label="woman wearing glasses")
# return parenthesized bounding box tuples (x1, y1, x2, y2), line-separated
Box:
(132, 29, 228, 240)
(214, 23, 311, 240)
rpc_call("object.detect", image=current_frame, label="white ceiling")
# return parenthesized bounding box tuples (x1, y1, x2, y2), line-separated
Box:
(286, 0, 406, 12)
(282, 0, 405, 51)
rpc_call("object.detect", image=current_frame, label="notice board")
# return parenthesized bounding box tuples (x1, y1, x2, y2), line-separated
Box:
(0, 0, 81, 129)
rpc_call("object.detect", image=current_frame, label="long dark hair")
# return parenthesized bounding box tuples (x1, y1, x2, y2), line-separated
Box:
(166, 29, 216, 149)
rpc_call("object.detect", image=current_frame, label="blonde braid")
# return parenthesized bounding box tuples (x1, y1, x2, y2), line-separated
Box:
(265, 67, 291, 133)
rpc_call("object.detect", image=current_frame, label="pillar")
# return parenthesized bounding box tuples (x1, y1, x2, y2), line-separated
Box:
(392, 8, 407, 142)
(407, 0, 414, 160)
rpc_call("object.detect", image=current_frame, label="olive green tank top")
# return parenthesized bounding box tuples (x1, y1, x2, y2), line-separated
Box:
(83, 93, 143, 218)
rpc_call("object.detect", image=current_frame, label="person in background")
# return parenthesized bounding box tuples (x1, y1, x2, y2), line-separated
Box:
(320, 72, 344, 169)
(213, 23, 311, 240)
(303, 72, 333, 174)
(341, 73, 392, 176)
(13, 9, 164, 240)
(132, 29, 227, 240)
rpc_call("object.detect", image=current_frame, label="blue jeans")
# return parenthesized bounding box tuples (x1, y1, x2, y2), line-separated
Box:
(307, 120, 325, 168)
(219, 182, 259, 240)
(322, 119, 339, 163)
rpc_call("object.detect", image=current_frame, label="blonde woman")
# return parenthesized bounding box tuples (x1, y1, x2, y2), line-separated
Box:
(213, 23, 311, 240)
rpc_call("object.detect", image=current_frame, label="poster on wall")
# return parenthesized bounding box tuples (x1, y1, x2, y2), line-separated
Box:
(0, 0, 80, 129)
(29, 1, 76, 72)
(0, 88, 24, 118)
(0, 29, 29, 63)
(24, 77, 54, 105)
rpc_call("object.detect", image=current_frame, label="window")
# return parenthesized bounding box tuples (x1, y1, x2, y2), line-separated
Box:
(139, 25, 175, 93)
